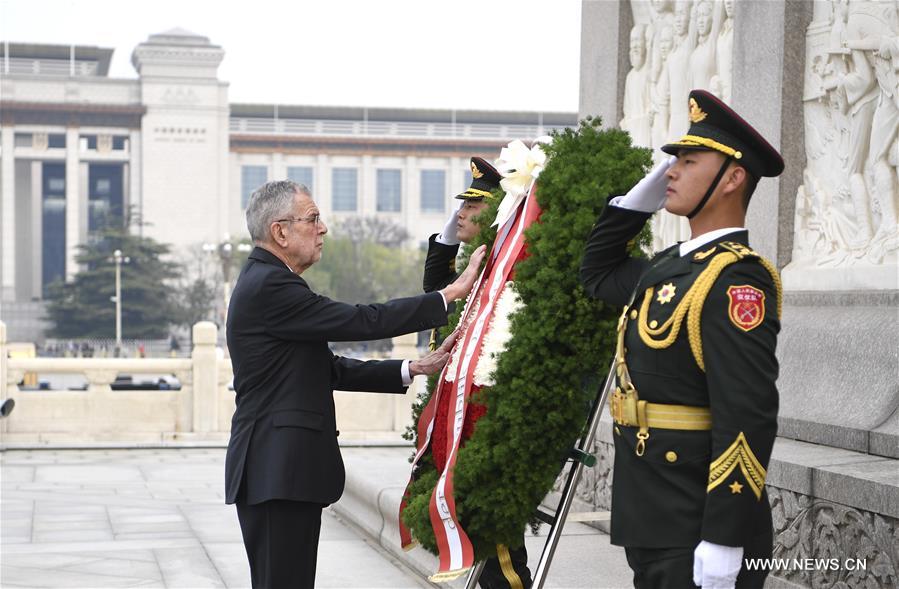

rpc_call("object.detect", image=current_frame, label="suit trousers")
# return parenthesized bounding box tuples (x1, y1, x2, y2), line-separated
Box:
(623, 527, 772, 589)
(236, 499, 323, 589)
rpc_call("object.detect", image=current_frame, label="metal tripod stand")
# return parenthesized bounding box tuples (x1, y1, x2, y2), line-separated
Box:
(463, 360, 616, 589)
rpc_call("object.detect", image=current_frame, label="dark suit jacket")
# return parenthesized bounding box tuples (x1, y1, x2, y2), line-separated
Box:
(580, 204, 779, 549)
(225, 246, 448, 506)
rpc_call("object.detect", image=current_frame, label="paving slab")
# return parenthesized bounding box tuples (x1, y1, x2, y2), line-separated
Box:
(337, 446, 635, 588)
(1, 448, 439, 588)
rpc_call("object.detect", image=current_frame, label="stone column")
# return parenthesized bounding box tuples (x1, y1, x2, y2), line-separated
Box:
(191, 321, 218, 434)
(578, 0, 633, 126)
(0, 321, 7, 437)
(64, 127, 80, 281)
(1, 126, 15, 300)
(732, 0, 811, 266)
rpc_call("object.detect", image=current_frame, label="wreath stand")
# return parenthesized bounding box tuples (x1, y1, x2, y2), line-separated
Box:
(463, 360, 616, 589)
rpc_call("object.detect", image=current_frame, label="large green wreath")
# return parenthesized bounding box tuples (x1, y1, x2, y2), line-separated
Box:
(402, 119, 652, 559)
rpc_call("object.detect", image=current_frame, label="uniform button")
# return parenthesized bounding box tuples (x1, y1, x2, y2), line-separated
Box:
(649, 320, 659, 329)
(665, 451, 678, 463)
(614, 426, 621, 436)
(629, 310, 638, 320)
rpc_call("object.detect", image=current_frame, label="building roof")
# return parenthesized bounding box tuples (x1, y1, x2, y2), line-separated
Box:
(230, 103, 576, 126)
(1, 42, 114, 76)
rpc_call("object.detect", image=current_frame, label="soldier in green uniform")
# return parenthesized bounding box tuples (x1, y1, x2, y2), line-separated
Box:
(580, 90, 785, 589)
(421, 156, 532, 589)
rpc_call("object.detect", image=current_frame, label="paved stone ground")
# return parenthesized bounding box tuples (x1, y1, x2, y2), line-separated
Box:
(0, 448, 430, 589)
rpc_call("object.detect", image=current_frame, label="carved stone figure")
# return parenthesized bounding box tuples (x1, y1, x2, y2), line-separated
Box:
(667, 0, 697, 139)
(650, 25, 675, 157)
(621, 24, 653, 148)
(688, 0, 722, 91)
(711, 0, 734, 100)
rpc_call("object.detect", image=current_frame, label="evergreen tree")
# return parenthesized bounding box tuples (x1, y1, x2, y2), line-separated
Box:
(45, 217, 181, 339)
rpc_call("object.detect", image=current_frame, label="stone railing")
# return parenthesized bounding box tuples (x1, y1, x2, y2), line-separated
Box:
(228, 116, 572, 142)
(0, 321, 420, 446)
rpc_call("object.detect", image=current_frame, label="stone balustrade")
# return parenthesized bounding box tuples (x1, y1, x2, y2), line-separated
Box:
(0, 320, 420, 446)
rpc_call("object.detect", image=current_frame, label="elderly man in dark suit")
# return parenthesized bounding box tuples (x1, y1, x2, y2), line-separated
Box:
(225, 180, 485, 589)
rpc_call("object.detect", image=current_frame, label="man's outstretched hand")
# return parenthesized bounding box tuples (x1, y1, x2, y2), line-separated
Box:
(409, 329, 460, 377)
(440, 244, 487, 303)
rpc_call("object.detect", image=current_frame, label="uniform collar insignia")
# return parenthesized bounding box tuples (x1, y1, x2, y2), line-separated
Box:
(693, 246, 717, 261)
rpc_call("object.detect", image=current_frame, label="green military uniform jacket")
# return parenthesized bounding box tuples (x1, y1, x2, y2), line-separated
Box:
(580, 203, 780, 549)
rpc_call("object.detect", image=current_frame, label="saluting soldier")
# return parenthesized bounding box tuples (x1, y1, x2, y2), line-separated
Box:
(421, 156, 533, 589)
(422, 157, 502, 345)
(580, 90, 785, 589)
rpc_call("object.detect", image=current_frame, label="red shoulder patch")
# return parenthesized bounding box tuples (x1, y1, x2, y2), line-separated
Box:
(726, 285, 765, 332)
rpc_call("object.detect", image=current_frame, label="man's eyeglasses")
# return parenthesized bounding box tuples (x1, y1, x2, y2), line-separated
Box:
(276, 214, 322, 227)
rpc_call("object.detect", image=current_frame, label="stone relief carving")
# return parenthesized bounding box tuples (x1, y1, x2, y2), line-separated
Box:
(769, 487, 898, 589)
(563, 440, 899, 589)
(625, 0, 733, 252)
(552, 437, 613, 510)
(788, 1, 898, 278)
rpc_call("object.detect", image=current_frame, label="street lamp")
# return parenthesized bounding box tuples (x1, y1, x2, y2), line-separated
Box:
(111, 249, 130, 347)
(203, 236, 252, 328)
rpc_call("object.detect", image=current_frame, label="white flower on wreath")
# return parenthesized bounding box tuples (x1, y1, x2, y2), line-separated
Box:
(473, 281, 523, 387)
(493, 139, 548, 228)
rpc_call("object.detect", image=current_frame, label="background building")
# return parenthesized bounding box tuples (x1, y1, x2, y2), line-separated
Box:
(0, 29, 576, 341)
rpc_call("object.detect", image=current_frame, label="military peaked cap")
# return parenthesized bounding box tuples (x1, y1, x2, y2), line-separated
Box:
(661, 89, 785, 178)
(456, 157, 503, 200)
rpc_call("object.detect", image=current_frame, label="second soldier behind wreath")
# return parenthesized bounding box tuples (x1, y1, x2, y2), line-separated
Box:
(422, 156, 533, 589)
(580, 90, 785, 589)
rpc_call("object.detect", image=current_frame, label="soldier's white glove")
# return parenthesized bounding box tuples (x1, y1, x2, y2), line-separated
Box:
(611, 156, 676, 212)
(436, 201, 463, 245)
(693, 541, 743, 589)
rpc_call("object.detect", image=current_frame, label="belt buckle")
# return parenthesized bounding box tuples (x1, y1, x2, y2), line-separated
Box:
(611, 388, 638, 427)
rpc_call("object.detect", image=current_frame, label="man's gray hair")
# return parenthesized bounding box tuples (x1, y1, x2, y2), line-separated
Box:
(245, 180, 311, 243)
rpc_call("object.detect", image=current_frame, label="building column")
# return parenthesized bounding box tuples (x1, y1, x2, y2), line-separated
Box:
(361, 154, 374, 214)
(316, 154, 331, 216)
(404, 155, 418, 233)
(450, 156, 464, 194)
(30, 162, 41, 298)
(271, 152, 284, 183)
(1, 126, 15, 300)
(65, 127, 81, 281)
(129, 130, 141, 234)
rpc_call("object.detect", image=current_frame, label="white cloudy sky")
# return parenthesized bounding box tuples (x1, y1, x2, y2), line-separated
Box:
(1, 0, 583, 112)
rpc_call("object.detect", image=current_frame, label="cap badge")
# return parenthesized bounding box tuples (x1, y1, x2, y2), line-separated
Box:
(689, 98, 708, 123)
(471, 161, 484, 179)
